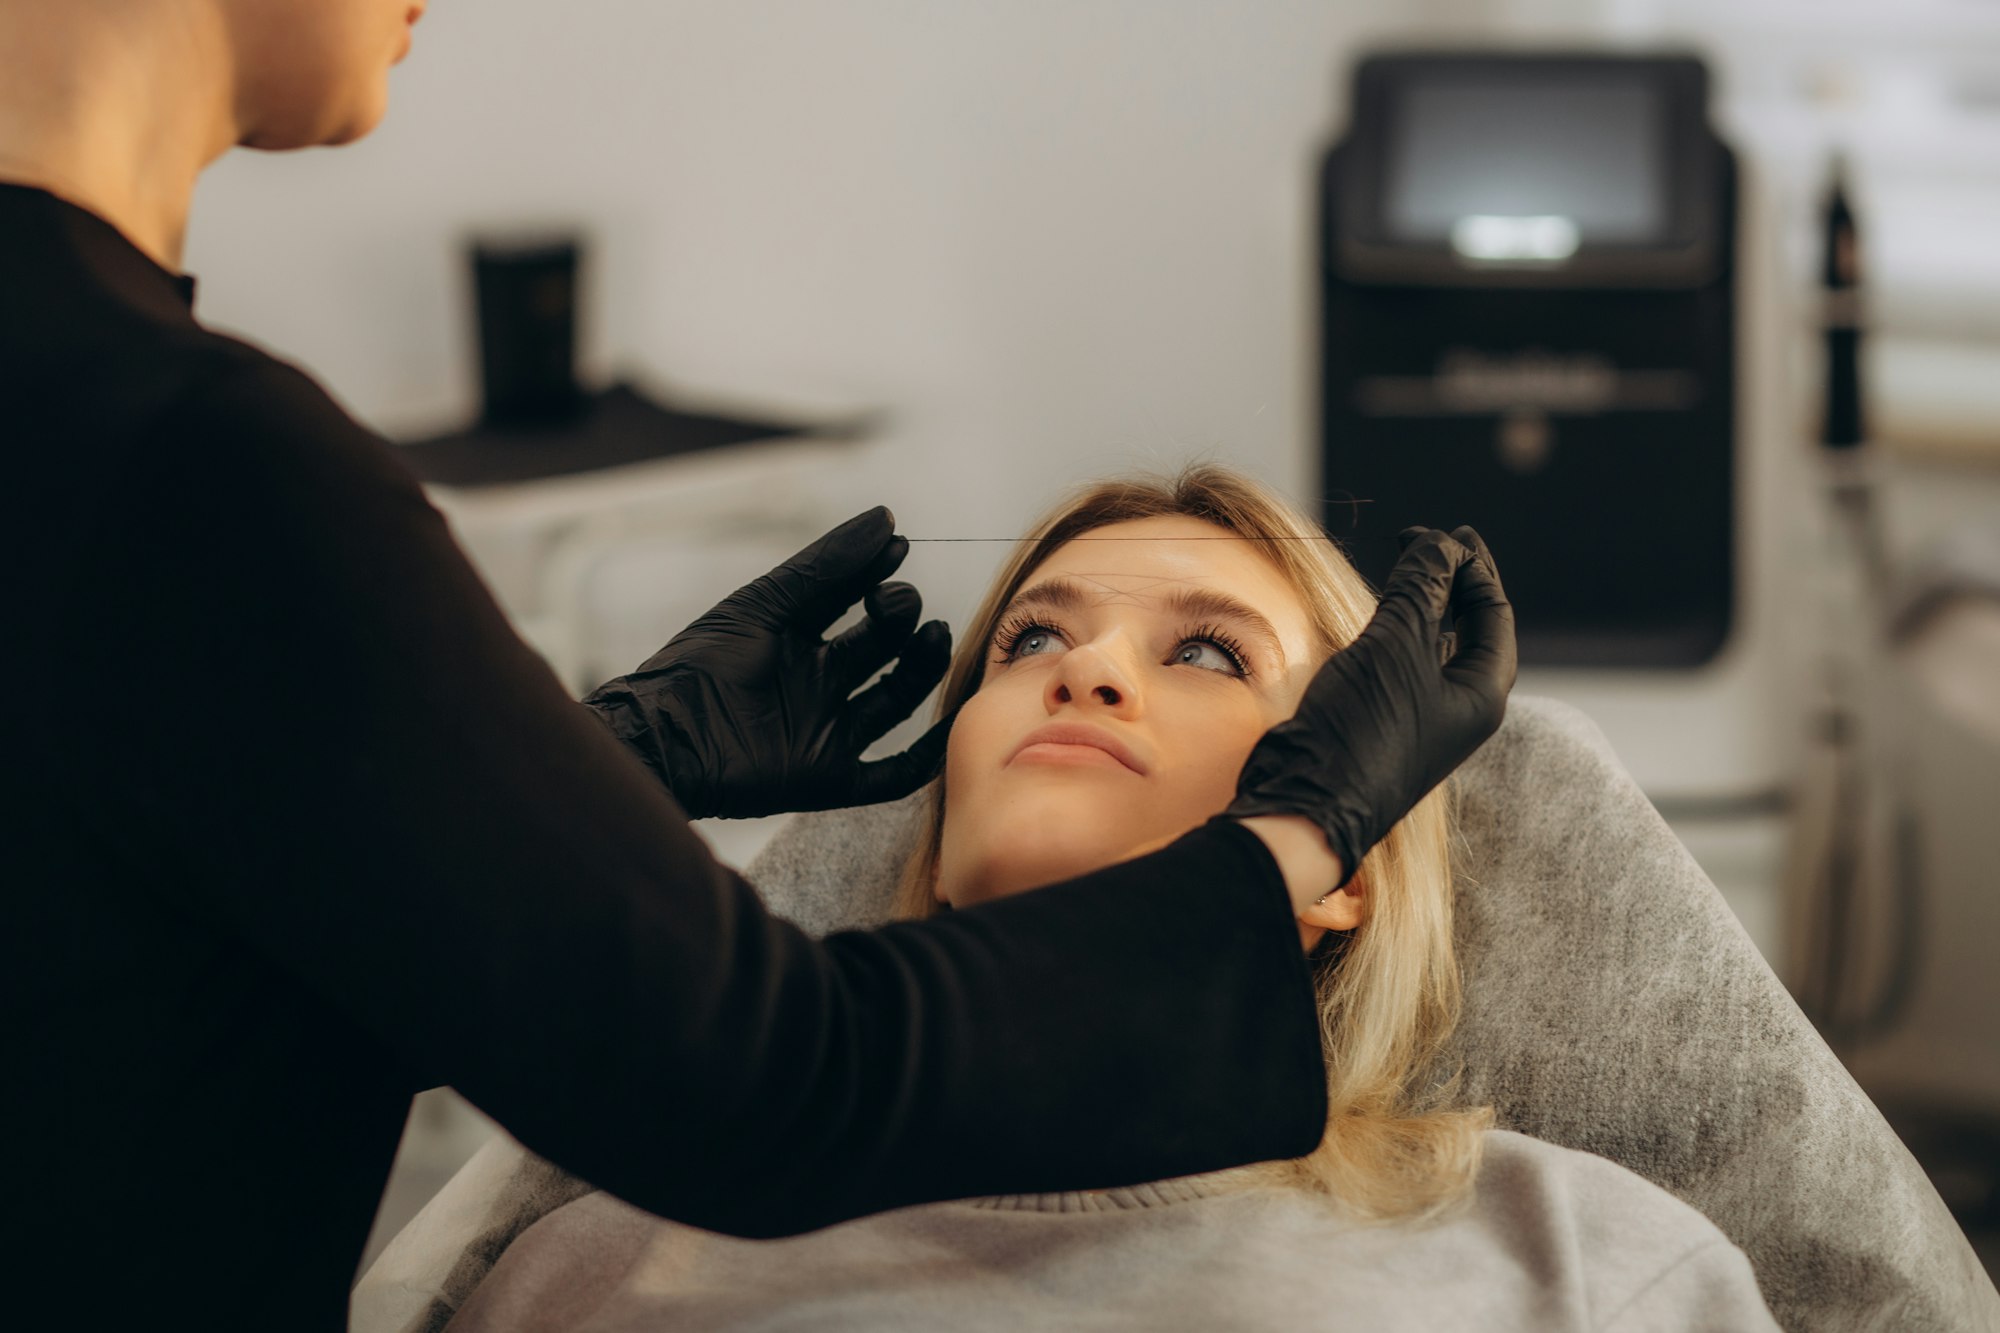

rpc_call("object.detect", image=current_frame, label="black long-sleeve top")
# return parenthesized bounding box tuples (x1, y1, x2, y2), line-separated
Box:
(0, 181, 1325, 1328)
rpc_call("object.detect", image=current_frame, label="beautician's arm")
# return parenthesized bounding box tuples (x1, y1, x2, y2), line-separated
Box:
(579, 507, 956, 821)
(116, 356, 1329, 1240)
(1238, 816, 1346, 914)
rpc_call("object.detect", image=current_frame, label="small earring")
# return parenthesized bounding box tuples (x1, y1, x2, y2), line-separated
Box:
(1314, 888, 1334, 906)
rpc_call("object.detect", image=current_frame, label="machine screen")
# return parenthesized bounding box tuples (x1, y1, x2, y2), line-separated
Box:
(1381, 72, 1670, 254)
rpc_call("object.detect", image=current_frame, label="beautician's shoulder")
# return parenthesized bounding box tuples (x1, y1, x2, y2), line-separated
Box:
(143, 335, 432, 505)
(1476, 1130, 1779, 1330)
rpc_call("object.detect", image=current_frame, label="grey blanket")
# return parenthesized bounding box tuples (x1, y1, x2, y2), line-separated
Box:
(353, 695, 2000, 1333)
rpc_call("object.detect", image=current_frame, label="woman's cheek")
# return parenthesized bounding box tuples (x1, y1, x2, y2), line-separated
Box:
(943, 675, 1032, 795)
(942, 698, 995, 797)
(1192, 707, 1275, 806)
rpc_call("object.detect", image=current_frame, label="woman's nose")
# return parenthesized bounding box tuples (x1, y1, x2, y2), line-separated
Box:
(1045, 642, 1142, 717)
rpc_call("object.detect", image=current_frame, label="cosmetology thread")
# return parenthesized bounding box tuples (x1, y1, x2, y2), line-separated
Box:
(903, 501, 1372, 542)
(904, 535, 1351, 543)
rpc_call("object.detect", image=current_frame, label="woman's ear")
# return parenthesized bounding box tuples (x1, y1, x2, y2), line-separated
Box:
(1297, 872, 1365, 933)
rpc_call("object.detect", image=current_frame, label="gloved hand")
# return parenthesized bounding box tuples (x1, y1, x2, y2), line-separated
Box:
(1225, 525, 1516, 885)
(582, 507, 954, 819)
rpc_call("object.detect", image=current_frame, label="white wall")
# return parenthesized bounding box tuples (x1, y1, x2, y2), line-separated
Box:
(186, 0, 1473, 628)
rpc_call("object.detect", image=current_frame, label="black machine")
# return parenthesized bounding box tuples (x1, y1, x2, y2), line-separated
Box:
(1319, 52, 1737, 667)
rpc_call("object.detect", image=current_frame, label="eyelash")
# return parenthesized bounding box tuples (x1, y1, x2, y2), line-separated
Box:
(1182, 622, 1254, 676)
(990, 613, 1253, 678)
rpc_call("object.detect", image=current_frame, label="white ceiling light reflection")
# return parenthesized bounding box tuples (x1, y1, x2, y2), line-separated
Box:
(1450, 214, 1581, 263)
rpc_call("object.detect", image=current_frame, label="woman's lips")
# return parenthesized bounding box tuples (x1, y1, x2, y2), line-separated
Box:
(1007, 723, 1147, 774)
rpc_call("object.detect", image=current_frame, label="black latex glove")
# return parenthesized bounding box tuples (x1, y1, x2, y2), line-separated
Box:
(582, 507, 954, 819)
(1225, 525, 1517, 885)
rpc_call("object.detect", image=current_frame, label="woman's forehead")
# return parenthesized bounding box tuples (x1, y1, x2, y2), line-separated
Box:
(1022, 516, 1317, 653)
(1032, 516, 1288, 587)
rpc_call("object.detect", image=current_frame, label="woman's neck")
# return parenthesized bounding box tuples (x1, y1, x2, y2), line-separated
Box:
(0, 3, 238, 272)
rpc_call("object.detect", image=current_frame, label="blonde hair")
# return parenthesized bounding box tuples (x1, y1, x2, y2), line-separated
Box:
(893, 463, 1491, 1224)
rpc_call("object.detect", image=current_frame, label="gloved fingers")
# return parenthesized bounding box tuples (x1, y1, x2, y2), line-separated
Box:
(748, 506, 913, 636)
(824, 581, 924, 693)
(1448, 524, 1497, 572)
(1374, 527, 1473, 636)
(843, 619, 953, 747)
(1439, 525, 1518, 700)
(847, 705, 958, 807)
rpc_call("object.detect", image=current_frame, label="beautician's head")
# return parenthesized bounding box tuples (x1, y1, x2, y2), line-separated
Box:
(0, 0, 424, 270)
(0, 0, 424, 152)
(895, 464, 1489, 1222)
(221, 0, 425, 149)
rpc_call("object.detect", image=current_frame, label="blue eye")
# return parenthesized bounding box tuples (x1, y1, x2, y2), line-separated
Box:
(1172, 624, 1251, 677)
(994, 618, 1067, 663)
(1174, 640, 1241, 674)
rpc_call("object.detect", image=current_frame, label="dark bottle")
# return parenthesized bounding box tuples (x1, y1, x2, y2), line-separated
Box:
(1821, 154, 1865, 450)
(472, 233, 585, 428)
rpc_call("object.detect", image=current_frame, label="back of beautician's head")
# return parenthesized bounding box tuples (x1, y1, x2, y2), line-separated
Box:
(14, 1, 427, 152)
(218, 0, 423, 150)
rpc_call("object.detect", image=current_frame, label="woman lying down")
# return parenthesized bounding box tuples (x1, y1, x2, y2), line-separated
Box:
(357, 465, 1778, 1332)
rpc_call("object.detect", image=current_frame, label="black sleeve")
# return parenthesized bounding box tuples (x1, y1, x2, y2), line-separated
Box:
(121, 356, 1327, 1237)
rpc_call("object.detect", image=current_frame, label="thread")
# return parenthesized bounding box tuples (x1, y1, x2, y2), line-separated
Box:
(904, 534, 1349, 543)
(902, 498, 1372, 543)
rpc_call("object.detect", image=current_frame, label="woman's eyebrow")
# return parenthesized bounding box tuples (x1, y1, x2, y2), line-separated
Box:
(999, 578, 1092, 623)
(998, 578, 1287, 669)
(1161, 587, 1288, 668)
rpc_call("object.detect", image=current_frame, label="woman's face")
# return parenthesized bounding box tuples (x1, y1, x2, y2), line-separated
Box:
(227, 0, 426, 150)
(936, 515, 1326, 911)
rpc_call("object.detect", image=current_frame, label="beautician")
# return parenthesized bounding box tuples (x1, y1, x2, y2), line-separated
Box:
(0, 3, 1516, 1328)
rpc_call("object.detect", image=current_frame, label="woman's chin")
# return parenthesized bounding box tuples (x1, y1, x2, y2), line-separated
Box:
(938, 818, 1195, 908)
(932, 761, 1226, 907)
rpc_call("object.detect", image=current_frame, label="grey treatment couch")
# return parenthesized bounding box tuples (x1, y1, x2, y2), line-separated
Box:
(353, 696, 2000, 1333)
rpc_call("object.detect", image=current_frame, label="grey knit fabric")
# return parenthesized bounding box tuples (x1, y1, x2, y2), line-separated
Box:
(737, 788, 920, 937)
(1438, 697, 1995, 1331)
(441, 1130, 1779, 1333)
(353, 695, 1999, 1333)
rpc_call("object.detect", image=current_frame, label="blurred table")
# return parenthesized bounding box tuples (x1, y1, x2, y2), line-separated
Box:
(405, 404, 871, 695)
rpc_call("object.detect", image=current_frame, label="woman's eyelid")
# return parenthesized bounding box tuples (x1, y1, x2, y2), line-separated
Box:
(1165, 618, 1252, 675)
(995, 609, 1252, 677)
(991, 613, 1072, 661)
(1176, 635, 1251, 677)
